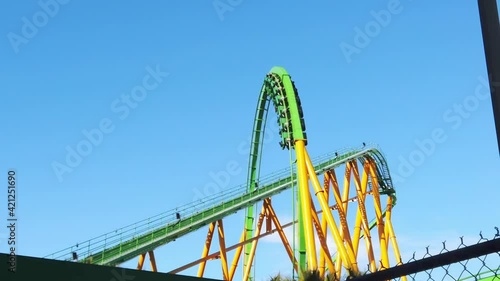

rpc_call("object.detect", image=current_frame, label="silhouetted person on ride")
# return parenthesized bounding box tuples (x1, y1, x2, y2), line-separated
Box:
(172, 212, 182, 226)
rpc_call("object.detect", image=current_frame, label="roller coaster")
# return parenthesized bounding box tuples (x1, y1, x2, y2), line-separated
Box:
(45, 67, 497, 281)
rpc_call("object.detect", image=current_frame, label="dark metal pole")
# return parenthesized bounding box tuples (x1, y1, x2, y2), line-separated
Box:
(349, 238, 500, 281)
(478, 0, 500, 155)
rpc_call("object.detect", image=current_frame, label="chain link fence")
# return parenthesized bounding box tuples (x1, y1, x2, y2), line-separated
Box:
(349, 227, 500, 281)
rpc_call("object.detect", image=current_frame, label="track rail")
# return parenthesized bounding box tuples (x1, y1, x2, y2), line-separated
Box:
(45, 145, 395, 267)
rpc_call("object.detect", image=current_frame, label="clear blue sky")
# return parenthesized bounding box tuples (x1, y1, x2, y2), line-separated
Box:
(1, 0, 499, 280)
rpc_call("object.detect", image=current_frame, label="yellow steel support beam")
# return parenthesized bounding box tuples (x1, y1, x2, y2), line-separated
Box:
(342, 164, 352, 213)
(295, 140, 318, 270)
(368, 161, 389, 269)
(361, 162, 377, 273)
(384, 212, 390, 256)
(304, 149, 359, 275)
(319, 172, 331, 278)
(329, 169, 354, 252)
(171, 208, 304, 275)
(229, 231, 246, 281)
(217, 220, 230, 280)
(137, 253, 146, 270)
(264, 198, 298, 272)
(266, 198, 272, 233)
(351, 161, 368, 254)
(324, 170, 342, 279)
(352, 161, 376, 272)
(350, 166, 363, 257)
(337, 169, 352, 242)
(137, 252, 157, 272)
(336, 163, 353, 276)
(148, 251, 158, 272)
(198, 221, 216, 277)
(309, 198, 336, 275)
(168, 157, 404, 281)
(304, 149, 359, 274)
(171, 197, 361, 275)
(327, 168, 349, 278)
(385, 197, 402, 265)
(243, 206, 266, 281)
(350, 165, 362, 257)
(384, 196, 407, 281)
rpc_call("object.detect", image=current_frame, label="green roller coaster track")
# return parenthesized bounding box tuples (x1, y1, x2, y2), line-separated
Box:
(45, 145, 395, 267)
(46, 67, 396, 271)
(45, 66, 495, 280)
(44, 67, 396, 276)
(244, 66, 308, 272)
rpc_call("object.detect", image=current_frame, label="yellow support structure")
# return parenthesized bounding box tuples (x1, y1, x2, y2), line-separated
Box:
(216, 220, 230, 280)
(309, 199, 336, 275)
(229, 231, 246, 281)
(167, 149, 404, 281)
(318, 172, 331, 278)
(242, 206, 266, 281)
(352, 161, 376, 272)
(368, 161, 389, 269)
(148, 251, 158, 272)
(264, 199, 298, 272)
(136, 251, 157, 272)
(295, 140, 318, 270)
(114, 68, 410, 281)
(137, 253, 146, 270)
(304, 149, 359, 275)
(198, 222, 216, 277)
